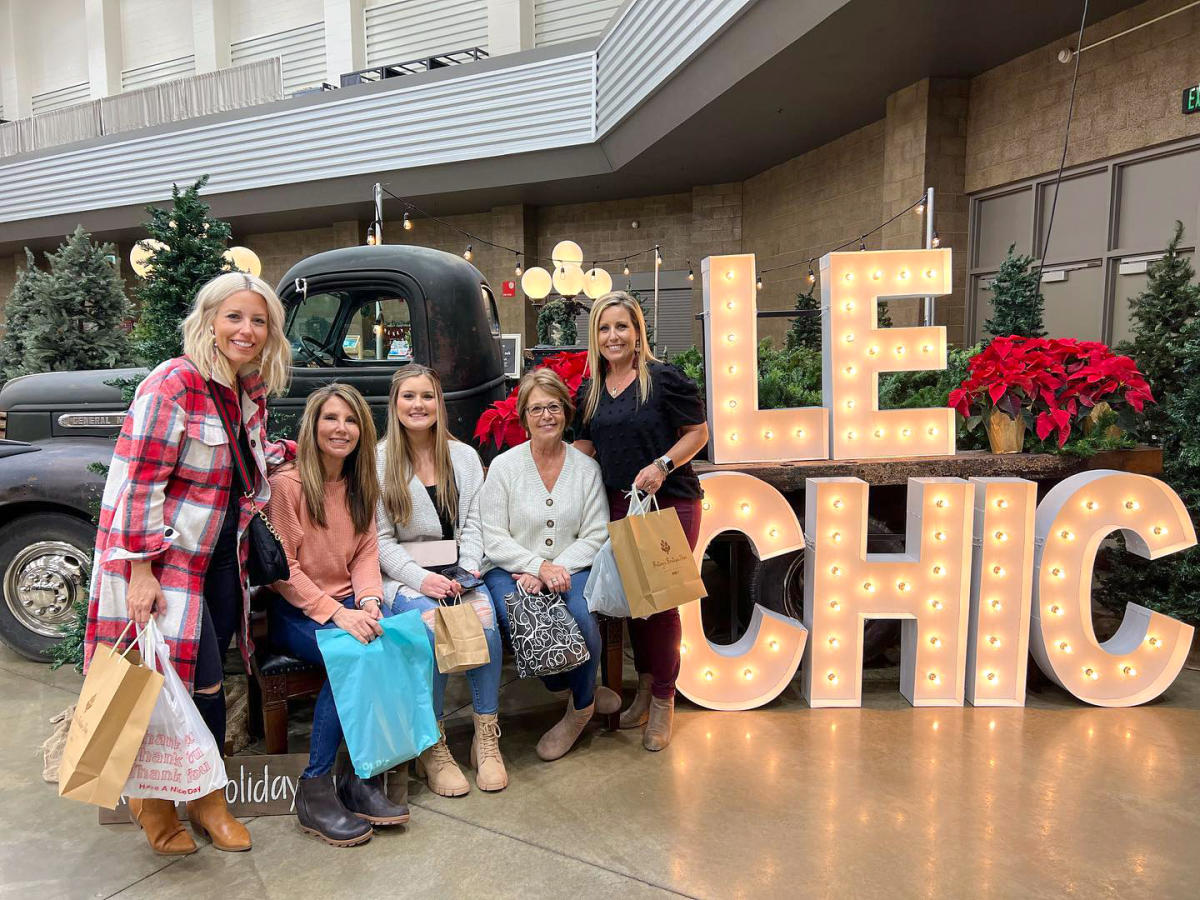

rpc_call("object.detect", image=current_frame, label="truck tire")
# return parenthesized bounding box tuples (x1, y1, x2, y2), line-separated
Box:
(0, 513, 95, 662)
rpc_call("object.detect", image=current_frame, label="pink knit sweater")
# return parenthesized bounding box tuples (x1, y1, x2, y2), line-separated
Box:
(268, 469, 384, 623)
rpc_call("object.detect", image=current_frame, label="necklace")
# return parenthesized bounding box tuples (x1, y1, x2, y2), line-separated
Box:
(606, 369, 636, 398)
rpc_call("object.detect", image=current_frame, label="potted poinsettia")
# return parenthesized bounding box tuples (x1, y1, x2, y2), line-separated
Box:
(474, 350, 590, 449)
(949, 337, 1153, 453)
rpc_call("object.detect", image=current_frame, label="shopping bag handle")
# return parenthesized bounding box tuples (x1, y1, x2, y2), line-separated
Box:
(135, 618, 167, 673)
(106, 619, 150, 660)
(624, 486, 660, 517)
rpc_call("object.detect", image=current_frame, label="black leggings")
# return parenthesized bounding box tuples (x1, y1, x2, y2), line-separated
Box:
(192, 502, 242, 752)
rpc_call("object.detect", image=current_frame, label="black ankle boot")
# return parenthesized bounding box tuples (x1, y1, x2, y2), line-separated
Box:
(295, 774, 373, 847)
(336, 759, 410, 826)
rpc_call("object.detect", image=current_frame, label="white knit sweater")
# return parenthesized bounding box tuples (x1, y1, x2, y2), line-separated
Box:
(375, 439, 485, 602)
(480, 441, 608, 576)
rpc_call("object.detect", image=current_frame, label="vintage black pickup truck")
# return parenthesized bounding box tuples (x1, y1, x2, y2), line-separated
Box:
(0, 244, 507, 659)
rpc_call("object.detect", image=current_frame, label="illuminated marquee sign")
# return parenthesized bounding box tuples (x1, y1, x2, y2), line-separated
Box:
(677, 250, 1196, 712)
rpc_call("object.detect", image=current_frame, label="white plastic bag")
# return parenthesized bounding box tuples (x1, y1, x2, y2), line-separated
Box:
(121, 619, 228, 801)
(585, 488, 655, 617)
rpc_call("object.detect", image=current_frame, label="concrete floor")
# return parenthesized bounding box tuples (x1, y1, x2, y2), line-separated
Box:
(3, 644, 1200, 900)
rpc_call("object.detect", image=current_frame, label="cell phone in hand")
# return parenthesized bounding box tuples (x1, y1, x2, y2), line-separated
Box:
(441, 565, 483, 591)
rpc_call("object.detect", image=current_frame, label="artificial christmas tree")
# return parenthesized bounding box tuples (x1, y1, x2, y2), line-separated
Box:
(0, 250, 47, 381)
(785, 285, 821, 351)
(983, 245, 1047, 339)
(132, 175, 233, 366)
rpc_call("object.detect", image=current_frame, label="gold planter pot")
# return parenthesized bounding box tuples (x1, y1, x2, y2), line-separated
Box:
(985, 409, 1026, 454)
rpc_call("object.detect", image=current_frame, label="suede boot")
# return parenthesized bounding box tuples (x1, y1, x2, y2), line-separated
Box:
(536, 698, 595, 761)
(336, 757, 410, 826)
(619, 674, 653, 729)
(469, 712, 508, 791)
(128, 797, 197, 856)
(295, 774, 373, 847)
(643, 695, 675, 752)
(187, 787, 251, 851)
(595, 686, 622, 716)
(416, 724, 470, 797)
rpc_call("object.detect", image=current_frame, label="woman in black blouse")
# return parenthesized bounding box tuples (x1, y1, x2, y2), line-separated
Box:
(573, 292, 709, 751)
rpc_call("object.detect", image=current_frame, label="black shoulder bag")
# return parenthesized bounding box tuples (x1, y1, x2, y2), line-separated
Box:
(205, 382, 290, 586)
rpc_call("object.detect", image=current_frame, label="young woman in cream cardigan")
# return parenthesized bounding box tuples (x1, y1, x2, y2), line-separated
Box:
(481, 369, 621, 761)
(375, 364, 506, 796)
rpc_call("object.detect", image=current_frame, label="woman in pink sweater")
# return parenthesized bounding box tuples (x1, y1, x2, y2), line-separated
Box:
(267, 383, 407, 847)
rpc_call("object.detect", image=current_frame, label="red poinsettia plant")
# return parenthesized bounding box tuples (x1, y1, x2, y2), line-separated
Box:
(474, 350, 591, 449)
(948, 336, 1153, 448)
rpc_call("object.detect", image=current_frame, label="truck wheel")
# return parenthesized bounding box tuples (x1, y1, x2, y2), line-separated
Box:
(0, 513, 95, 662)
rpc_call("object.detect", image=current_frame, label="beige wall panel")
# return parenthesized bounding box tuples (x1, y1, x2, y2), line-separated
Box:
(121, 0, 192, 70)
(1037, 170, 1107, 265)
(1115, 148, 1200, 251)
(230, 0, 323, 39)
(25, 0, 88, 98)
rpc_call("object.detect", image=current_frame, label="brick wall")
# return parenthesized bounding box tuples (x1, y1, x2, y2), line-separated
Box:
(966, 0, 1200, 193)
(741, 120, 887, 346)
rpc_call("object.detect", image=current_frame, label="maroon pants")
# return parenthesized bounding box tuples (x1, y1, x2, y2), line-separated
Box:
(608, 490, 702, 700)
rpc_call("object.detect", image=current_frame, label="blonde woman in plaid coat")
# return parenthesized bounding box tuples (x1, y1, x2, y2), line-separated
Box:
(83, 272, 294, 856)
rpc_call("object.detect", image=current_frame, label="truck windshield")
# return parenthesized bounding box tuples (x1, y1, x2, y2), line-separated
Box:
(285, 289, 414, 364)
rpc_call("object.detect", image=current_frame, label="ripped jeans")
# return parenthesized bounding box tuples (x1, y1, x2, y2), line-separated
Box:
(383, 585, 503, 718)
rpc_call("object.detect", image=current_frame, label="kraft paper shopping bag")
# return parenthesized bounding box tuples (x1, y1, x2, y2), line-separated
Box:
(432, 593, 491, 673)
(58, 622, 164, 809)
(608, 489, 707, 618)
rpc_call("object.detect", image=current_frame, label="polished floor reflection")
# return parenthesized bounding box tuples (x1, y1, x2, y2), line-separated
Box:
(3, 645, 1198, 899)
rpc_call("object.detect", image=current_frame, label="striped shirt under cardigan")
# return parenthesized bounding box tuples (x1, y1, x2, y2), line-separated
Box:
(479, 441, 608, 576)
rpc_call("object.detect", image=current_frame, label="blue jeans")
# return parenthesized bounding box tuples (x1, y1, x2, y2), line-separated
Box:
(484, 567, 599, 709)
(268, 596, 357, 779)
(383, 585, 502, 718)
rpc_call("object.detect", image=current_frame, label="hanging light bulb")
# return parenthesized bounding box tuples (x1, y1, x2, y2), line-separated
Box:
(514, 253, 523, 277)
(402, 211, 413, 231)
(931, 232, 941, 248)
(756, 272, 763, 291)
(366, 224, 377, 246)
(807, 265, 816, 284)
(463, 244, 473, 261)
(859, 236, 867, 252)
(623, 262, 631, 276)
(655, 249, 663, 267)
(687, 261, 694, 281)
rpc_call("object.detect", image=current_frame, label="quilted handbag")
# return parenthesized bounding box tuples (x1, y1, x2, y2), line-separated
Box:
(502, 583, 590, 679)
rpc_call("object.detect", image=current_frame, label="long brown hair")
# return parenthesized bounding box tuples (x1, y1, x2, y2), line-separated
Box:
(583, 291, 656, 423)
(381, 364, 459, 528)
(295, 383, 378, 534)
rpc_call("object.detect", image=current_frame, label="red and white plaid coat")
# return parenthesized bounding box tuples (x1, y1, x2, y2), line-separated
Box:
(83, 356, 295, 691)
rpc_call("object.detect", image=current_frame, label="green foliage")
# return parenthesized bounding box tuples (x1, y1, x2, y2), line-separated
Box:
(671, 345, 704, 401)
(1114, 221, 1200, 450)
(1098, 223, 1200, 623)
(47, 595, 89, 672)
(1, 229, 133, 380)
(785, 286, 821, 351)
(536, 299, 580, 346)
(984, 245, 1047, 339)
(132, 175, 233, 366)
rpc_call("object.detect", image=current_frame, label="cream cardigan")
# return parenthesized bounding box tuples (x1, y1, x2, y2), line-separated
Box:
(375, 439, 485, 602)
(480, 441, 608, 575)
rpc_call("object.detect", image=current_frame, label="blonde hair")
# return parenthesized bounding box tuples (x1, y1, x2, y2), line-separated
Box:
(181, 271, 291, 396)
(583, 291, 656, 423)
(517, 368, 574, 436)
(295, 383, 379, 534)
(381, 364, 460, 528)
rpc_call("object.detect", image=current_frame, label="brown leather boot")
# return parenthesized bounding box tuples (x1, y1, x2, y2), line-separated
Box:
(187, 787, 251, 851)
(619, 674, 653, 729)
(416, 724, 470, 797)
(129, 797, 197, 856)
(469, 712, 508, 791)
(643, 695, 674, 752)
(536, 698, 594, 761)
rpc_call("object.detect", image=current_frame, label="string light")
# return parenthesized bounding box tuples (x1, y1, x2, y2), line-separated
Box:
(623, 263, 631, 276)
(756, 272, 763, 291)
(402, 211, 412, 231)
(365, 224, 377, 246)
(687, 260, 694, 281)
(931, 232, 941, 248)
(807, 265, 816, 284)
(514, 253, 523, 277)
(463, 244, 473, 261)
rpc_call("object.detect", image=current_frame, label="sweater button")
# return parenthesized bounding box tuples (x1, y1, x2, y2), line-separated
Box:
(545, 538, 553, 546)
(546, 498, 554, 506)
(547, 519, 554, 527)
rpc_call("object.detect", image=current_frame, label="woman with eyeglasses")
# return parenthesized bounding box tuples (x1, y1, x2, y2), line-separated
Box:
(480, 368, 620, 761)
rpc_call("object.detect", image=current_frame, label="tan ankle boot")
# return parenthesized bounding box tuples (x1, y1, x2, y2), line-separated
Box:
(129, 797, 197, 856)
(595, 686, 622, 716)
(187, 787, 251, 851)
(469, 712, 508, 791)
(416, 724, 470, 797)
(643, 695, 674, 752)
(619, 674, 653, 729)
(536, 698, 595, 761)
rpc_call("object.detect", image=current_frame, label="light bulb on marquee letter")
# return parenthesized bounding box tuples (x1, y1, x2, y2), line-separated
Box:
(675, 472, 808, 710)
(702, 255, 828, 462)
(966, 478, 1036, 707)
(1030, 470, 1195, 706)
(802, 477, 974, 708)
(821, 249, 954, 460)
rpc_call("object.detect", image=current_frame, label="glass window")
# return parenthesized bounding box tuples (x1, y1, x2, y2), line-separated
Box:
(482, 286, 501, 337)
(1037, 171, 1107, 265)
(343, 295, 413, 363)
(974, 189, 1032, 270)
(286, 291, 343, 353)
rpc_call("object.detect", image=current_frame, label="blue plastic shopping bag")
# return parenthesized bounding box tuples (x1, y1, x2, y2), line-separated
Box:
(315, 610, 439, 778)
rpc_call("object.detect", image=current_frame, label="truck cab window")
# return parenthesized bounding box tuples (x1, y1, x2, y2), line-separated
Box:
(343, 296, 412, 362)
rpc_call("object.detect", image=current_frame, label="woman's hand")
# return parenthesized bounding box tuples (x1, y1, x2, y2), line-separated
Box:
(126, 561, 165, 627)
(538, 561, 571, 593)
(420, 572, 462, 599)
(332, 606, 384, 644)
(515, 572, 545, 593)
(360, 598, 382, 621)
(633, 462, 666, 494)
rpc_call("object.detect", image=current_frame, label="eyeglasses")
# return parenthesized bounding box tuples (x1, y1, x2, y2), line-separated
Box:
(527, 403, 564, 418)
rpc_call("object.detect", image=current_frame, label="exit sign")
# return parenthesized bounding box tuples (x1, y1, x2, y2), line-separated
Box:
(1184, 84, 1200, 114)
